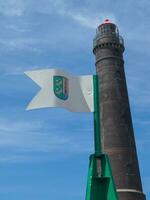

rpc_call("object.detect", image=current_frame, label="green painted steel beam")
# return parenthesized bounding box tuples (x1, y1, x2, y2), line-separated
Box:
(85, 154, 118, 200)
(93, 75, 101, 155)
(85, 75, 118, 200)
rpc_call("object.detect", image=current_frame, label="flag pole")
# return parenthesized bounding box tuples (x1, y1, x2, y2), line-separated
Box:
(85, 75, 118, 200)
(93, 75, 102, 155)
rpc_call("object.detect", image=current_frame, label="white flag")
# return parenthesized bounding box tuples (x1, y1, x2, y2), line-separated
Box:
(25, 69, 94, 112)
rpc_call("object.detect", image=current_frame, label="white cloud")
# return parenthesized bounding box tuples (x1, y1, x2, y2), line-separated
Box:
(0, 38, 40, 52)
(24, 0, 117, 29)
(68, 14, 100, 29)
(56, 6, 117, 29)
(0, 0, 26, 16)
(0, 118, 92, 163)
(0, 119, 42, 132)
(66, 11, 117, 29)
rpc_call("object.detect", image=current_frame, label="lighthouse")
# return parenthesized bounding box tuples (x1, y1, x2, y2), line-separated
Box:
(93, 19, 146, 200)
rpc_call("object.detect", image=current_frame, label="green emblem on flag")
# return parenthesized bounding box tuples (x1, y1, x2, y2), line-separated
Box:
(53, 76, 69, 100)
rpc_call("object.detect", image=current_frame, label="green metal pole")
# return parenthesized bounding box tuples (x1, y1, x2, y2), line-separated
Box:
(93, 75, 101, 155)
(85, 75, 119, 200)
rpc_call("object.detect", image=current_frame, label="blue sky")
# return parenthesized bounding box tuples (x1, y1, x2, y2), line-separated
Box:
(0, 0, 150, 199)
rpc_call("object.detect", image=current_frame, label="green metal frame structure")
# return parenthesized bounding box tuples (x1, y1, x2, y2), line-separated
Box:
(85, 75, 118, 200)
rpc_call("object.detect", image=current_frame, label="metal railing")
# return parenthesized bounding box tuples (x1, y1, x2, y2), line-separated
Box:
(93, 34, 124, 48)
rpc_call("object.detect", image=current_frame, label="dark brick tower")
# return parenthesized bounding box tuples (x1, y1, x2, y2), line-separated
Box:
(93, 19, 146, 200)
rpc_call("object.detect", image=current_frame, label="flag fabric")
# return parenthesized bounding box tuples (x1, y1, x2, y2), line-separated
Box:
(25, 69, 94, 112)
